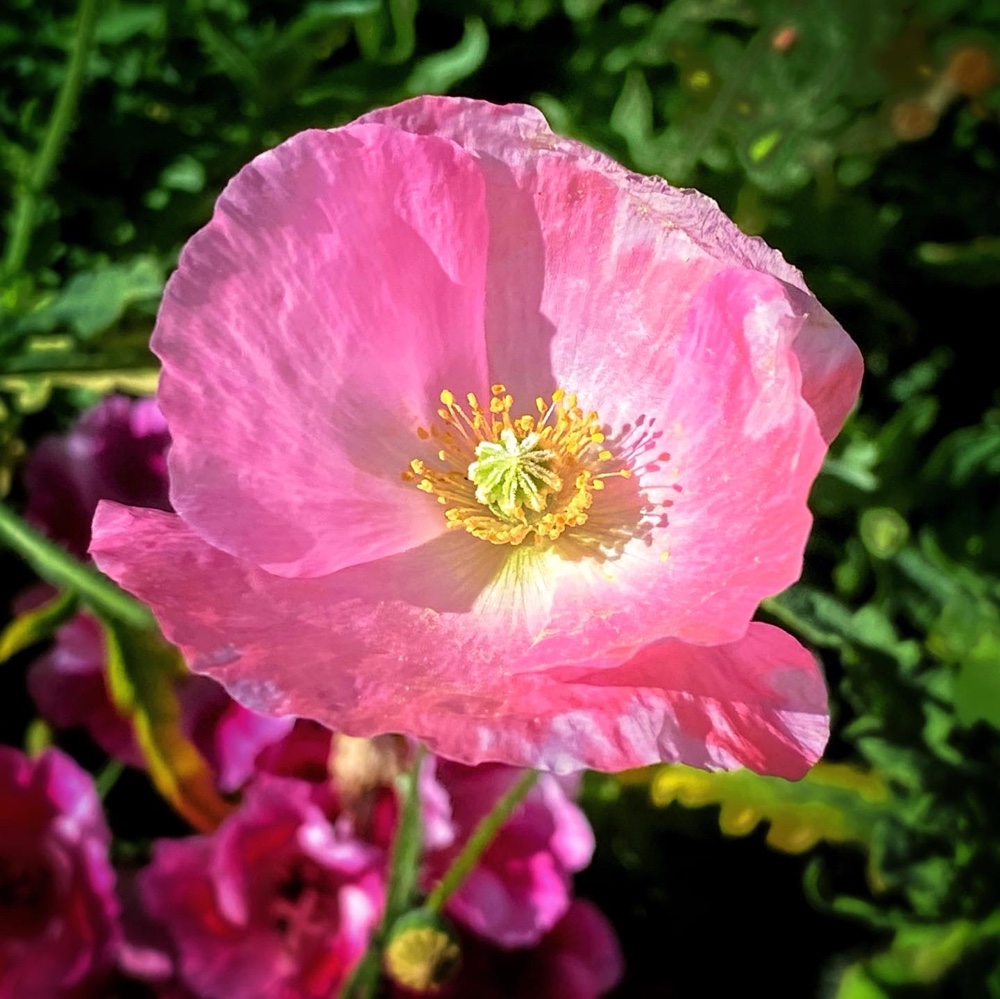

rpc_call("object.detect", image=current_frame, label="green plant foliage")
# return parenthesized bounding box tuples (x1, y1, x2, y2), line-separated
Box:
(0, 589, 77, 662)
(650, 762, 891, 859)
(101, 616, 235, 832)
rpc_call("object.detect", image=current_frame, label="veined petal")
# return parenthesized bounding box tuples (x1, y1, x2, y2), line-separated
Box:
(155, 125, 491, 578)
(358, 95, 861, 442)
(92, 505, 826, 776)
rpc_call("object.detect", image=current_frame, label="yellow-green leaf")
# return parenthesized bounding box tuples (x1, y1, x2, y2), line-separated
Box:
(101, 617, 233, 831)
(0, 589, 78, 662)
(650, 762, 890, 855)
(0, 368, 159, 412)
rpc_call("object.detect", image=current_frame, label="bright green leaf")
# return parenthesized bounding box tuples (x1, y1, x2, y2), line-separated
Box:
(0, 589, 78, 662)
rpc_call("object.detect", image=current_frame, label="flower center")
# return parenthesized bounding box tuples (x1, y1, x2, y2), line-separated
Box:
(405, 385, 630, 546)
(270, 858, 336, 956)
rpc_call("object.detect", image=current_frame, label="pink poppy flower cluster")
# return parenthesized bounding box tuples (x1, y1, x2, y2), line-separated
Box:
(5, 394, 622, 998)
(90, 96, 862, 778)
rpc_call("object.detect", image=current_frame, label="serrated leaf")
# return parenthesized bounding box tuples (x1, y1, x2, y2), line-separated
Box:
(650, 762, 890, 856)
(0, 589, 78, 662)
(100, 617, 233, 831)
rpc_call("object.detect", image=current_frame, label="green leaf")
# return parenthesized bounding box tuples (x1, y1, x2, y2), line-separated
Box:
(94, 4, 164, 45)
(835, 916, 1000, 995)
(0, 502, 154, 639)
(0, 367, 159, 411)
(764, 586, 921, 667)
(404, 17, 489, 95)
(650, 761, 891, 856)
(0, 589, 78, 662)
(355, 0, 417, 64)
(833, 962, 892, 999)
(14, 256, 164, 339)
(100, 617, 234, 831)
(952, 621, 1000, 730)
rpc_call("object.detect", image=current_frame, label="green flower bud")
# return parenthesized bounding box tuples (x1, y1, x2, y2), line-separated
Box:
(383, 909, 462, 995)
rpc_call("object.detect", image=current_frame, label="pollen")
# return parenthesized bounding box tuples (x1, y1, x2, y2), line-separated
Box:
(405, 385, 631, 546)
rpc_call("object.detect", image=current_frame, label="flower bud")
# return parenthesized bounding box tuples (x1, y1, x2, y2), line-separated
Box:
(384, 909, 462, 995)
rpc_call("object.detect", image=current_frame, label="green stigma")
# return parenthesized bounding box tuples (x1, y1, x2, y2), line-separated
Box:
(468, 428, 563, 520)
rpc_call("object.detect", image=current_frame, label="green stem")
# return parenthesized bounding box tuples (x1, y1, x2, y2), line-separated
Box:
(95, 757, 125, 799)
(1, 0, 102, 281)
(425, 769, 538, 914)
(337, 746, 427, 999)
(0, 502, 153, 629)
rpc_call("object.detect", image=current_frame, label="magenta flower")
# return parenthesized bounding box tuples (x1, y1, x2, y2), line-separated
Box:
(135, 775, 383, 999)
(0, 746, 119, 998)
(427, 762, 593, 948)
(27, 614, 142, 767)
(251, 729, 591, 949)
(91, 96, 862, 776)
(25, 394, 170, 559)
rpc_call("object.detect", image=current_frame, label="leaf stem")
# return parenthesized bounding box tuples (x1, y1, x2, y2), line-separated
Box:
(95, 757, 125, 799)
(1, 0, 102, 281)
(0, 501, 153, 629)
(425, 769, 538, 913)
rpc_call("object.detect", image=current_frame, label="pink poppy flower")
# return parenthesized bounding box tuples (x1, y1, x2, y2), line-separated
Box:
(0, 746, 120, 998)
(91, 96, 863, 777)
(135, 775, 383, 999)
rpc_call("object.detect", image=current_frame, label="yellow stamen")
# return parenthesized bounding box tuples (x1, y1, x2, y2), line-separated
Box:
(408, 387, 630, 546)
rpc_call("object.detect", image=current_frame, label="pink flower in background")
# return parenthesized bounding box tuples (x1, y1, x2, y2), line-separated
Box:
(27, 614, 141, 767)
(427, 763, 593, 948)
(135, 776, 383, 999)
(25, 394, 170, 559)
(91, 95, 863, 776)
(250, 726, 593, 948)
(0, 746, 119, 998)
(129, 736, 612, 998)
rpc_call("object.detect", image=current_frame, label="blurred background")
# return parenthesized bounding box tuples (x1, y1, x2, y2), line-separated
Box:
(1, 1, 999, 996)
